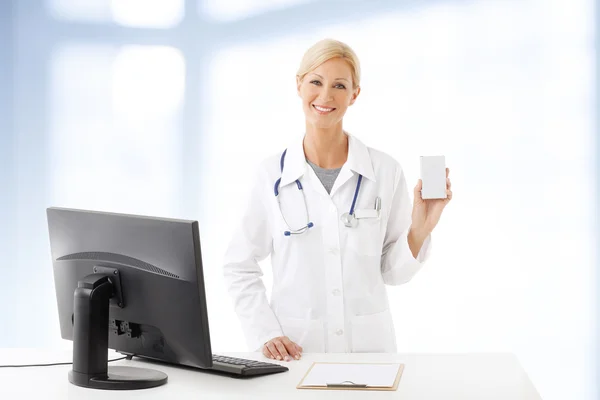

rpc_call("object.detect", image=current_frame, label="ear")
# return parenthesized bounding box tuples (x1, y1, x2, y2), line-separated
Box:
(349, 86, 361, 106)
(296, 76, 302, 97)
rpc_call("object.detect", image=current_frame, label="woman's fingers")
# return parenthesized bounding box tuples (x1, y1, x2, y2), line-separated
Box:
(274, 340, 291, 361)
(262, 345, 272, 359)
(264, 336, 303, 361)
(282, 337, 301, 359)
(265, 341, 282, 360)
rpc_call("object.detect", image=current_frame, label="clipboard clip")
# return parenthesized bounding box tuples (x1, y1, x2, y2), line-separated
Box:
(326, 380, 368, 388)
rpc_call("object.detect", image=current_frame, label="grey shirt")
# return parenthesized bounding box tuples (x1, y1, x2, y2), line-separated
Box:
(306, 159, 341, 194)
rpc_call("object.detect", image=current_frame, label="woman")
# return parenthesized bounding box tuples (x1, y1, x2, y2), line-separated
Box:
(223, 39, 452, 362)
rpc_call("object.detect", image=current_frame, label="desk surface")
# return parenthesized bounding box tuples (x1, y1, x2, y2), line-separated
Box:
(1, 349, 541, 399)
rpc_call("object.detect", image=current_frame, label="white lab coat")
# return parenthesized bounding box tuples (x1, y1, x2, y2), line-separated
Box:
(223, 133, 431, 353)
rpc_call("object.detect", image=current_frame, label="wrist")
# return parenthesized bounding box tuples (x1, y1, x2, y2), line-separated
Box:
(408, 225, 429, 242)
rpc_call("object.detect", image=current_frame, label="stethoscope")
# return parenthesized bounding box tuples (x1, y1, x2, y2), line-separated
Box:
(273, 149, 371, 236)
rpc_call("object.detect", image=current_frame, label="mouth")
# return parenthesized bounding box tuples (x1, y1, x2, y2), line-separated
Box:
(312, 104, 336, 115)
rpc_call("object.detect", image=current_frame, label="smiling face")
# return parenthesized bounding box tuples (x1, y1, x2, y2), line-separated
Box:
(296, 57, 360, 130)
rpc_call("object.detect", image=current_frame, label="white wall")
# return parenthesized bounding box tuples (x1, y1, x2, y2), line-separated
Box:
(3, 1, 595, 399)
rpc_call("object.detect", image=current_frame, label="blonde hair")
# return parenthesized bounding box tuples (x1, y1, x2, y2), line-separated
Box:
(296, 39, 361, 88)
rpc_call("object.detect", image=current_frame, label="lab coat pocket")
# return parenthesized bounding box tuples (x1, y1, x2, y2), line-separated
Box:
(346, 217, 383, 256)
(350, 309, 396, 353)
(279, 317, 325, 353)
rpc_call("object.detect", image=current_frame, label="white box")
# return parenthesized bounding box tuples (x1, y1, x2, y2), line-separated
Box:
(420, 155, 447, 199)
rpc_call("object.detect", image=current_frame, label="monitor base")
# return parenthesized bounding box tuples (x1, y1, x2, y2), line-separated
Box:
(69, 272, 168, 390)
(69, 366, 168, 390)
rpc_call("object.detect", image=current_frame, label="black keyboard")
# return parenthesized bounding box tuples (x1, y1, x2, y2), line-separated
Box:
(210, 354, 289, 377)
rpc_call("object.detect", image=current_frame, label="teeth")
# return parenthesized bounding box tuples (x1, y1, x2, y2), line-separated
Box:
(314, 105, 334, 112)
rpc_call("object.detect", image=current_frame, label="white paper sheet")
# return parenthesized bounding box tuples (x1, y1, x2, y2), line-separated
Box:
(299, 363, 401, 388)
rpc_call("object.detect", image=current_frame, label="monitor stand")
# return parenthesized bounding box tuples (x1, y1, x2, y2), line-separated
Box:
(69, 271, 168, 390)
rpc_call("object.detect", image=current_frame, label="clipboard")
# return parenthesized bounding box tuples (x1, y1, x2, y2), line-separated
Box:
(296, 362, 404, 391)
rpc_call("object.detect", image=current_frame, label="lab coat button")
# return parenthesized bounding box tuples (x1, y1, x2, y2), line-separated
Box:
(328, 247, 339, 255)
(335, 329, 344, 336)
(332, 289, 341, 296)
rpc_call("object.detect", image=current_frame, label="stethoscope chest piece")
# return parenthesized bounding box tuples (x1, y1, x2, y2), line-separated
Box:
(341, 212, 358, 228)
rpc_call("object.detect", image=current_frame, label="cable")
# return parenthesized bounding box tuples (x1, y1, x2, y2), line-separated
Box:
(0, 355, 130, 368)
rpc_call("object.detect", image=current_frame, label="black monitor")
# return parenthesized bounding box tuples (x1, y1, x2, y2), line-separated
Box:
(46, 207, 213, 390)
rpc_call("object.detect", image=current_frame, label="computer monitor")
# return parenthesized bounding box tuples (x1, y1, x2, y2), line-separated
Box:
(47, 207, 213, 390)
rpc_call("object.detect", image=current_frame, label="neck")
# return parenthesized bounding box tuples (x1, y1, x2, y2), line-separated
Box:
(303, 123, 348, 169)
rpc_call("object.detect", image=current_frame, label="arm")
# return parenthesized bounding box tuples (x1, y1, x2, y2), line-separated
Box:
(380, 165, 432, 285)
(223, 168, 284, 351)
(408, 228, 429, 258)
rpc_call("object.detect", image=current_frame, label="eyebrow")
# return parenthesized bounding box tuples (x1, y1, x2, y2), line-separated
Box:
(309, 73, 350, 83)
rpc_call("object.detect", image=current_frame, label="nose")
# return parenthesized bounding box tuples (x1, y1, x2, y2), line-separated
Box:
(318, 86, 334, 102)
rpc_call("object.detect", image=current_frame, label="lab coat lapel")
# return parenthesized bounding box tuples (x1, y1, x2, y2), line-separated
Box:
(329, 134, 376, 197)
(279, 135, 307, 189)
(305, 164, 331, 198)
(329, 166, 354, 198)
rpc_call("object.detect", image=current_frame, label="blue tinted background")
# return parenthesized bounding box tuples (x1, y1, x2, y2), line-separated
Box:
(0, 1, 597, 399)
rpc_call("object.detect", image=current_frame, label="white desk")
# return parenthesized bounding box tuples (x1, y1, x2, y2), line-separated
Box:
(1, 349, 541, 399)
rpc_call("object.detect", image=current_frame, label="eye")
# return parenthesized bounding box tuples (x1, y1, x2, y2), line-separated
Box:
(310, 80, 321, 86)
(335, 83, 346, 89)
